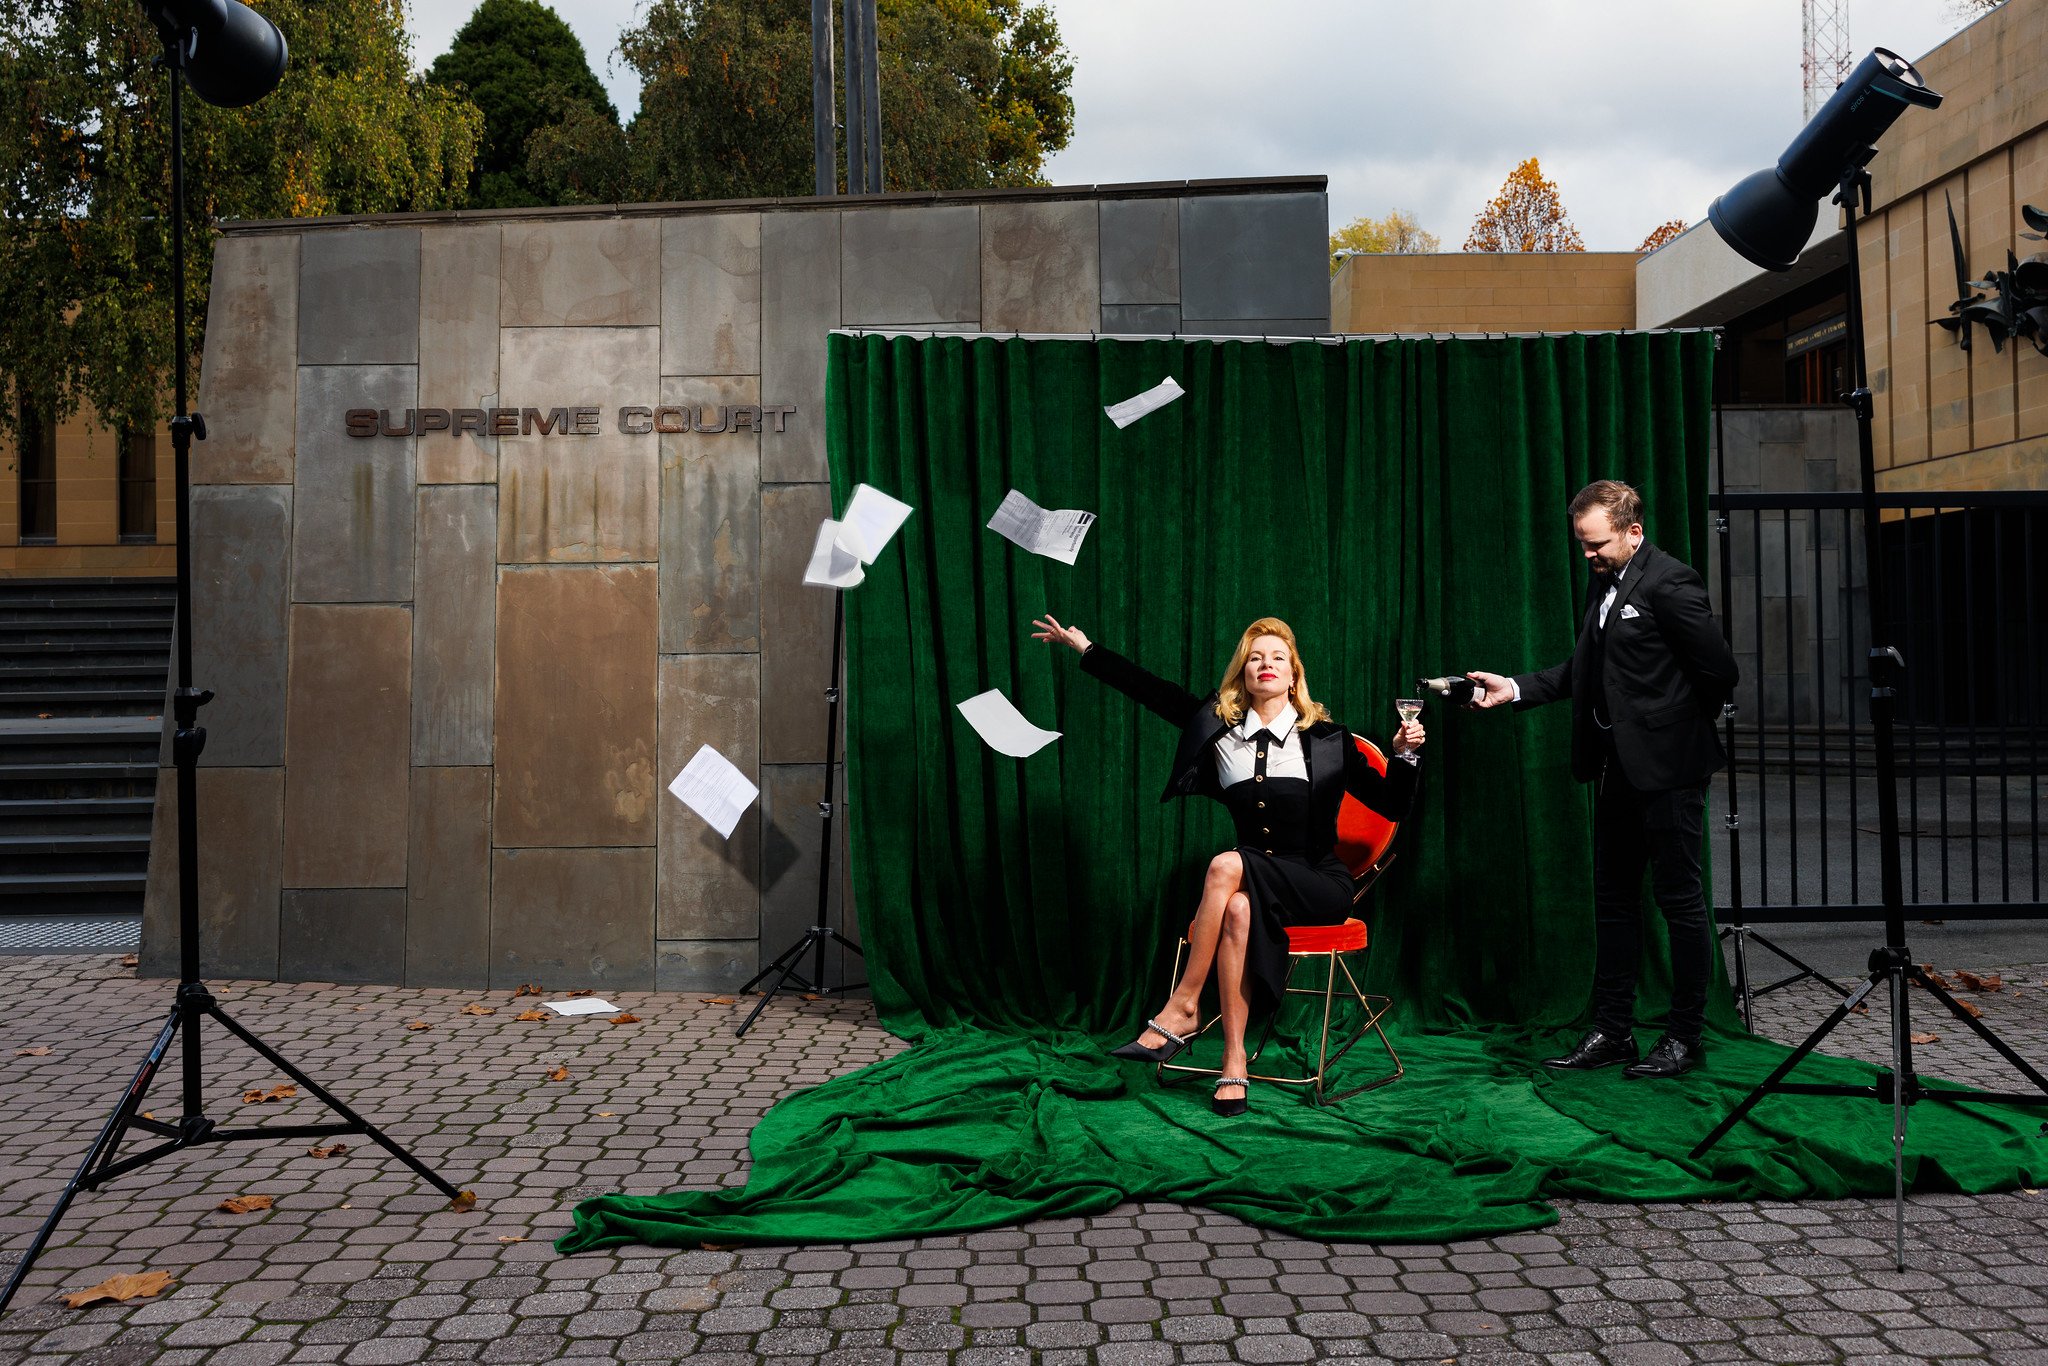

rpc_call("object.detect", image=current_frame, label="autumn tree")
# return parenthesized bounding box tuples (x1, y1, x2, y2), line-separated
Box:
(1637, 218, 1687, 253)
(0, 0, 482, 440)
(528, 0, 1074, 203)
(1464, 157, 1585, 253)
(428, 0, 617, 209)
(1329, 209, 1440, 274)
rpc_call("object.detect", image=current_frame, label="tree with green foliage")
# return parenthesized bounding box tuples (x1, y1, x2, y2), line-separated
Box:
(1328, 210, 1440, 274)
(0, 0, 482, 440)
(527, 0, 1073, 204)
(428, 0, 617, 209)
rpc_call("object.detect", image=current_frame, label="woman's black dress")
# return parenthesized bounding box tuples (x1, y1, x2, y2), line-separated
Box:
(1077, 641, 1418, 1018)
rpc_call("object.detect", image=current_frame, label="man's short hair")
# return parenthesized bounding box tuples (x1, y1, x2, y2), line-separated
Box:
(1569, 479, 1643, 531)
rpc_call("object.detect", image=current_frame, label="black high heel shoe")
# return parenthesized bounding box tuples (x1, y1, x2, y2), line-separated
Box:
(1212, 1076, 1249, 1117)
(1109, 1017, 1193, 1064)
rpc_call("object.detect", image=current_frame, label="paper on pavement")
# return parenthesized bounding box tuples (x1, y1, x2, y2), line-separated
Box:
(957, 689, 1062, 758)
(841, 484, 914, 563)
(544, 997, 619, 1016)
(802, 518, 866, 588)
(1104, 376, 1184, 429)
(667, 743, 760, 839)
(987, 489, 1096, 565)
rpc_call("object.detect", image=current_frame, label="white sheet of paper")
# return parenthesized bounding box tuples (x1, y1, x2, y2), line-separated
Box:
(1104, 376, 1185, 429)
(802, 518, 866, 588)
(957, 688, 1062, 758)
(667, 743, 761, 839)
(987, 489, 1096, 565)
(840, 484, 914, 563)
(544, 997, 619, 1016)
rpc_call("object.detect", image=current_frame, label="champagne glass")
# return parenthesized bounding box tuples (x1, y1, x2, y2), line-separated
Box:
(1395, 696, 1424, 727)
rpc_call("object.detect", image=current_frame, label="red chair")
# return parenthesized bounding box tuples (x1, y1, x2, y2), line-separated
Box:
(1159, 734, 1405, 1104)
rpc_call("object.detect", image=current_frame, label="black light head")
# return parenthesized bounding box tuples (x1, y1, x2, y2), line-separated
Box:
(143, 0, 288, 107)
(1709, 47, 1942, 272)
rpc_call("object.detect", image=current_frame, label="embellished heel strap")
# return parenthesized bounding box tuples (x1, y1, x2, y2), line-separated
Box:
(1214, 1076, 1249, 1089)
(1146, 1017, 1190, 1048)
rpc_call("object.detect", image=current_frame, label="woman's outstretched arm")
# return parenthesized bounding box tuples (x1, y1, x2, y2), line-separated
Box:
(1032, 614, 1205, 727)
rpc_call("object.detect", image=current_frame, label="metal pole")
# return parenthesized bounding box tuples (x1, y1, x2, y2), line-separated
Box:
(810, 0, 836, 196)
(858, 0, 882, 192)
(841, 0, 866, 196)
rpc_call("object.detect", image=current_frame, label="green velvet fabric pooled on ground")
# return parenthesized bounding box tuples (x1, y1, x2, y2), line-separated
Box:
(561, 333, 2047, 1254)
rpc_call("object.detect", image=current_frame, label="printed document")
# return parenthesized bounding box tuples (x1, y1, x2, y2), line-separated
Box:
(957, 688, 1062, 758)
(1104, 376, 1184, 429)
(668, 743, 760, 839)
(802, 518, 867, 588)
(987, 489, 1096, 565)
(841, 484, 914, 563)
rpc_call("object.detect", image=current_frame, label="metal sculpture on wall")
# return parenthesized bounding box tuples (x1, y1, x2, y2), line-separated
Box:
(1936, 195, 2048, 356)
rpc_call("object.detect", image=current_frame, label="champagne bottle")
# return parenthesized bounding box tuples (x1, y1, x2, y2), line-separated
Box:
(1420, 675, 1479, 707)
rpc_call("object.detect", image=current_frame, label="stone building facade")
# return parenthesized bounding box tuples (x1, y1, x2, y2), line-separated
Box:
(137, 179, 1332, 989)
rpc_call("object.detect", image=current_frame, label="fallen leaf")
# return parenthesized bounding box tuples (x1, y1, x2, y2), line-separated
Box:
(461, 1004, 496, 1016)
(119, 953, 139, 968)
(448, 1190, 478, 1213)
(15, 1046, 51, 1057)
(514, 1009, 549, 1022)
(308, 1143, 348, 1159)
(700, 1241, 736, 1251)
(608, 1012, 640, 1025)
(241, 1084, 296, 1104)
(406, 1020, 431, 1031)
(497, 1235, 527, 1243)
(1955, 970, 2003, 992)
(1909, 1032, 1940, 1045)
(566, 989, 594, 998)
(351, 1004, 367, 1012)
(1956, 999, 1985, 1019)
(513, 983, 542, 998)
(140, 1112, 153, 1121)
(546, 1065, 569, 1082)
(801, 993, 822, 1002)
(596, 1111, 617, 1118)
(700, 996, 736, 1005)
(61, 1271, 174, 1308)
(218, 1194, 273, 1214)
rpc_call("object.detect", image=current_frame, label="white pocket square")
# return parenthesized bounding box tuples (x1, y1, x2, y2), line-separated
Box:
(1619, 604, 1641, 620)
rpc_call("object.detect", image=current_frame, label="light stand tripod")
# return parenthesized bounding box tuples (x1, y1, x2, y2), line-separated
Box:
(735, 589, 866, 1037)
(1710, 368, 1846, 1030)
(0, 7, 457, 1316)
(1690, 163, 2048, 1269)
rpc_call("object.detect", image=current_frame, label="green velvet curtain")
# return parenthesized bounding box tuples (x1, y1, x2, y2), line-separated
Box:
(562, 333, 2047, 1255)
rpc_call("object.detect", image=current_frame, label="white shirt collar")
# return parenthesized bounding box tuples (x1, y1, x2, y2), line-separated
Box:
(1237, 701, 1298, 743)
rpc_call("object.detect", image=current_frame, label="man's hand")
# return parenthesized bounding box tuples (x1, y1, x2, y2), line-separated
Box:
(1031, 613, 1091, 654)
(1465, 671, 1515, 709)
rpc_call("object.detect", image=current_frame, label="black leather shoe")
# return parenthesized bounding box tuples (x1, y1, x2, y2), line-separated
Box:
(1542, 1028, 1638, 1071)
(1623, 1036, 1703, 1080)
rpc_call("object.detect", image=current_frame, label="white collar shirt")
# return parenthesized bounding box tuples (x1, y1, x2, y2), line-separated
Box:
(1597, 554, 1635, 629)
(1215, 701, 1308, 787)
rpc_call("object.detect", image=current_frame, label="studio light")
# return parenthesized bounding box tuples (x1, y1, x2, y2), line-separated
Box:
(1709, 47, 1941, 272)
(144, 0, 288, 108)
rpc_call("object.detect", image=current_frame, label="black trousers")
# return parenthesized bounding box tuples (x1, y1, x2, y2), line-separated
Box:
(1589, 754, 1712, 1044)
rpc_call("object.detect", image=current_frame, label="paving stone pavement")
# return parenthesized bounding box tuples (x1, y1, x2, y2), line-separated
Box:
(3, 952, 2048, 1365)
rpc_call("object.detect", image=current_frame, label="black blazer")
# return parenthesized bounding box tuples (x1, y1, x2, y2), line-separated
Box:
(1079, 642, 1419, 858)
(1512, 540, 1739, 792)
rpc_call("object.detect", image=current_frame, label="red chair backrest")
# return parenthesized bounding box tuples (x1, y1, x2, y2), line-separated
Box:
(1333, 734, 1399, 883)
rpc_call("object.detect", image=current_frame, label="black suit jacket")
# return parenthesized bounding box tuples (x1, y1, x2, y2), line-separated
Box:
(1512, 541, 1739, 792)
(1079, 642, 1418, 857)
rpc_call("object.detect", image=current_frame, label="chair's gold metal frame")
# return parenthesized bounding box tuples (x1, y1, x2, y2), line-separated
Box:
(1156, 932, 1404, 1106)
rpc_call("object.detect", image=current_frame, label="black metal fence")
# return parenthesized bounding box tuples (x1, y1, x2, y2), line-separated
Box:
(1707, 489, 2048, 924)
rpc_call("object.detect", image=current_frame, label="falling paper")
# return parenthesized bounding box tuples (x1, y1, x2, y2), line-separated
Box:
(987, 489, 1096, 565)
(802, 518, 866, 588)
(544, 998, 619, 1016)
(957, 689, 1062, 758)
(1104, 376, 1184, 429)
(668, 743, 760, 839)
(840, 484, 914, 563)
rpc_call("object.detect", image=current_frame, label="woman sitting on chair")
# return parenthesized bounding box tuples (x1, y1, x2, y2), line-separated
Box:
(1032, 613, 1425, 1116)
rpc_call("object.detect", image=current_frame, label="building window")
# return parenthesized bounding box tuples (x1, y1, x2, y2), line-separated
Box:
(16, 398, 56, 543)
(119, 423, 157, 543)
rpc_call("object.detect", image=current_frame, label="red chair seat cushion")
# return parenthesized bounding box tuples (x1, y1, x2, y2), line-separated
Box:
(1286, 918, 1367, 954)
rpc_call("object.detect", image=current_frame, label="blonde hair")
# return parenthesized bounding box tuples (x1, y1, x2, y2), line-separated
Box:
(1215, 617, 1331, 731)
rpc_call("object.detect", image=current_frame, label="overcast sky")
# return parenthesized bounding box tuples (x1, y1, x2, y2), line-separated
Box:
(403, 0, 1977, 251)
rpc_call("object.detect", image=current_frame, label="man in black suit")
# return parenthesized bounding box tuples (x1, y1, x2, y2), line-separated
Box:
(1468, 480, 1739, 1079)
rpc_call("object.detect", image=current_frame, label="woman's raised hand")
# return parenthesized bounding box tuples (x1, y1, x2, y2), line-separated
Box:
(1031, 613, 1091, 654)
